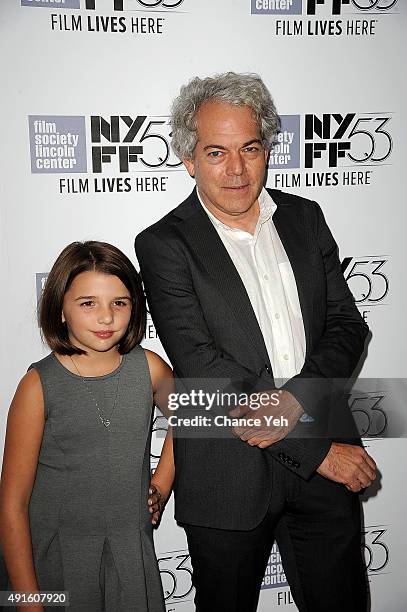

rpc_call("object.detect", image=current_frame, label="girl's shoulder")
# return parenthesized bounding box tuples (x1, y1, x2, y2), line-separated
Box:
(8, 354, 54, 411)
(141, 348, 172, 376)
(139, 347, 172, 392)
(28, 352, 55, 373)
(26, 353, 62, 401)
(13, 367, 44, 413)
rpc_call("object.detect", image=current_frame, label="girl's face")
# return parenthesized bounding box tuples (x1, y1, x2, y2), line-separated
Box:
(62, 271, 132, 355)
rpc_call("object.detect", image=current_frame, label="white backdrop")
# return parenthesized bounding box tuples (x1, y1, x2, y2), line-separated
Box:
(1, 1, 406, 610)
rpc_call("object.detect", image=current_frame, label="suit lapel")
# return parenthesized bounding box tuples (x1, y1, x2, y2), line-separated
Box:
(175, 192, 270, 368)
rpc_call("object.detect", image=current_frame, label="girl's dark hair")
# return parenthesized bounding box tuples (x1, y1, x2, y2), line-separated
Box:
(39, 241, 146, 355)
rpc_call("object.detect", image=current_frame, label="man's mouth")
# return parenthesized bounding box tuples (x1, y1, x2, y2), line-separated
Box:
(223, 184, 249, 190)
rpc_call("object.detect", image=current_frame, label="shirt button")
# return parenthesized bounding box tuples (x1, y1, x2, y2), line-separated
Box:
(275, 313, 280, 319)
(283, 354, 289, 360)
(263, 274, 269, 280)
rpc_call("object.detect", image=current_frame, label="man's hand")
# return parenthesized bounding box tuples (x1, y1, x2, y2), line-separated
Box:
(317, 442, 376, 492)
(229, 390, 303, 448)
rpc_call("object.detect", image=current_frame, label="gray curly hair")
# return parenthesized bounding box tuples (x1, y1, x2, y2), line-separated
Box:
(170, 72, 280, 160)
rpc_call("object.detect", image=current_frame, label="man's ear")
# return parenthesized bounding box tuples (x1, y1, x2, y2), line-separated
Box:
(183, 158, 195, 178)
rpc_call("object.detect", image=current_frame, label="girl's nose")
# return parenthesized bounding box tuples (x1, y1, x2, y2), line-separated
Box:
(97, 305, 114, 324)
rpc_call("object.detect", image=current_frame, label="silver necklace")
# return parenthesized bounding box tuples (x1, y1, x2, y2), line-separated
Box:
(70, 355, 122, 428)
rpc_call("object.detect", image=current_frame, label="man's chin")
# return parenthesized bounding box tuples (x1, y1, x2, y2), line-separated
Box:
(219, 193, 259, 212)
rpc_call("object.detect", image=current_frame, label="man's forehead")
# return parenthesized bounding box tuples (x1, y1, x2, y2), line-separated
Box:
(196, 99, 257, 121)
(195, 100, 261, 141)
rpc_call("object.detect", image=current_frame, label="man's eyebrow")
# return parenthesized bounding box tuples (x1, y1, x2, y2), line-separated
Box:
(203, 139, 262, 151)
(203, 144, 228, 151)
(242, 139, 262, 147)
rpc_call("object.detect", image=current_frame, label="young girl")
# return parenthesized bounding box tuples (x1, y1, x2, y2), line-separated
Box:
(0, 241, 174, 612)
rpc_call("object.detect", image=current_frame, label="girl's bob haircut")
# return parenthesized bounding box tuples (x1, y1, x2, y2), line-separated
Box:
(39, 241, 146, 355)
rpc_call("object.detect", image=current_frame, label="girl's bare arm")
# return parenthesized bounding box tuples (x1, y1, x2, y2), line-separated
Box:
(144, 350, 175, 522)
(0, 369, 45, 606)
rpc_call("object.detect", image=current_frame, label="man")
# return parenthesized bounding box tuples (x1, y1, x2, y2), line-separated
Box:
(135, 72, 376, 612)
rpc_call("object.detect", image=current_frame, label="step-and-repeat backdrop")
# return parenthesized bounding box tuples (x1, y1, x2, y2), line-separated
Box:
(1, 1, 406, 610)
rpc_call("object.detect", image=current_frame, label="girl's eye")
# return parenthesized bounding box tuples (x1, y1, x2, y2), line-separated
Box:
(114, 300, 128, 307)
(80, 301, 94, 307)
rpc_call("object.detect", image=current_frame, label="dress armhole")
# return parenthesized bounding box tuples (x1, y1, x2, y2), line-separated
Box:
(27, 364, 48, 420)
(136, 346, 155, 407)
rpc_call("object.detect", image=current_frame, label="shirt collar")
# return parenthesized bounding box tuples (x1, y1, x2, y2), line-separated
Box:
(197, 187, 276, 232)
(258, 187, 276, 224)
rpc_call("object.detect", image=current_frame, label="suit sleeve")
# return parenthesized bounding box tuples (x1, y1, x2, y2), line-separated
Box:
(135, 227, 336, 479)
(283, 201, 369, 418)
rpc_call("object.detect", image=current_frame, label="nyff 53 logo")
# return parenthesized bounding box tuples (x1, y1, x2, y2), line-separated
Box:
(341, 255, 389, 324)
(363, 525, 390, 575)
(91, 115, 181, 172)
(268, 113, 393, 171)
(251, 0, 398, 14)
(348, 390, 387, 438)
(306, 0, 398, 13)
(341, 256, 389, 305)
(158, 550, 194, 604)
(305, 113, 392, 168)
(29, 115, 182, 174)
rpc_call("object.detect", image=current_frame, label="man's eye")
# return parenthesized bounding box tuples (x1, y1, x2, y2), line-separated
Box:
(208, 151, 223, 158)
(243, 147, 259, 153)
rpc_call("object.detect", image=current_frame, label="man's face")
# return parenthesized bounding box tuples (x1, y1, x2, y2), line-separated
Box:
(183, 101, 268, 219)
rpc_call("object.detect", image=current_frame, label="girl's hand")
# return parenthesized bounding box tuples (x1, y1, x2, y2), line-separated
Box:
(148, 483, 166, 526)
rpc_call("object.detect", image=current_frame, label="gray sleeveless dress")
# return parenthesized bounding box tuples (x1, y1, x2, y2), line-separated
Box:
(28, 346, 165, 612)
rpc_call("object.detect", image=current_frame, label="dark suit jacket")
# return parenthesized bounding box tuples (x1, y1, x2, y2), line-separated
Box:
(135, 188, 368, 530)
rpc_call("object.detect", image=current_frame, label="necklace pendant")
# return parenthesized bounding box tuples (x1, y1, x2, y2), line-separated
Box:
(69, 355, 120, 430)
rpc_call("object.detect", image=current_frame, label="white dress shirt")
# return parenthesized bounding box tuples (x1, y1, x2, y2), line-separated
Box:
(198, 187, 306, 383)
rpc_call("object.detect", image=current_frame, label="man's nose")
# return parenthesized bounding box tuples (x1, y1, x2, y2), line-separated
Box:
(226, 152, 244, 176)
(97, 305, 114, 324)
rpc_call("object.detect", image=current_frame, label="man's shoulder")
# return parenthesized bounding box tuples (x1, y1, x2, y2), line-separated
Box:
(135, 188, 197, 246)
(267, 188, 322, 230)
(267, 188, 317, 210)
